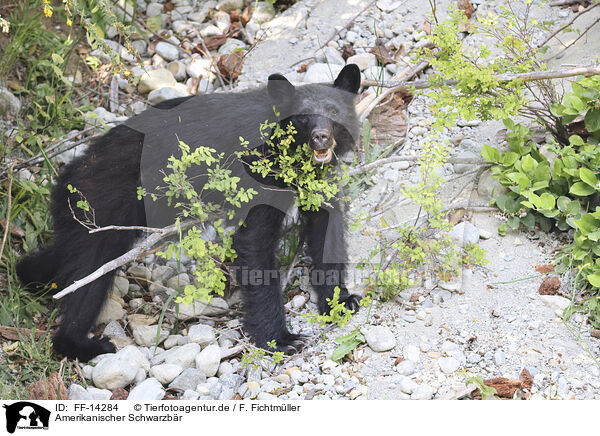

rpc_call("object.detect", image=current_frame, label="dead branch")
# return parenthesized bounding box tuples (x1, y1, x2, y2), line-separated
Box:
(53, 220, 196, 299)
(0, 325, 49, 341)
(360, 64, 600, 89)
(544, 17, 600, 61)
(539, 2, 600, 48)
(345, 155, 488, 177)
(0, 164, 15, 263)
(88, 225, 166, 234)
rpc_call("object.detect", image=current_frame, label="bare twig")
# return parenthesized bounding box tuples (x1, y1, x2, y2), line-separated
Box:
(345, 155, 488, 177)
(53, 220, 196, 299)
(538, 2, 600, 48)
(88, 224, 166, 234)
(361, 64, 600, 89)
(544, 16, 600, 61)
(0, 164, 15, 262)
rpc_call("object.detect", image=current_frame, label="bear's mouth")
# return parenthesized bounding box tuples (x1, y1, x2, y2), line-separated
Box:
(312, 148, 332, 164)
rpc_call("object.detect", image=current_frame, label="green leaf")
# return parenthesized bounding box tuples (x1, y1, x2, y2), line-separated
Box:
(570, 182, 596, 196)
(585, 108, 600, 133)
(579, 167, 598, 187)
(521, 154, 536, 172)
(481, 145, 500, 163)
(588, 271, 600, 288)
(569, 135, 585, 146)
(557, 196, 570, 212)
(539, 192, 555, 210)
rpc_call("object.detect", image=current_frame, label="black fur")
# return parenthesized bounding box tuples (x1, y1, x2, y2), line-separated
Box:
(17, 65, 362, 361)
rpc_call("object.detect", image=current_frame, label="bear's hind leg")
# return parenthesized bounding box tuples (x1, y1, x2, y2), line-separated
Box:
(16, 246, 59, 290)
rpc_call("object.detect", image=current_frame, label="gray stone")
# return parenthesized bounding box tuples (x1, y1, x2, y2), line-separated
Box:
(449, 221, 480, 247)
(182, 389, 200, 400)
(346, 53, 377, 71)
(87, 387, 112, 400)
(363, 66, 391, 82)
(131, 39, 147, 56)
(156, 343, 201, 368)
(200, 24, 223, 38)
(453, 150, 479, 174)
(251, 2, 276, 24)
(304, 63, 344, 83)
(132, 325, 170, 347)
(493, 350, 506, 366)
(169, 368, 207, 391)
(103, 320, 127, 338)
(147, 84, 190, 104)
(539, 295, 570, 312)
(167, 60, 187, 81)
(365, 326, 396, 352)
(0, 88, 21, 118)
(68, 384, 92, 400)
(188, 324, 216, 347)
(110, 275, 129, 298)
(214, 11, 231, 33)
(102, 39, 135, 63)
(155, 41, 180, 62)
(195, 344, 222, 377)
(316, 46, 345, 66)
(138, 68, 177, 94)
(396, 360, 415, 376)
(216, 0, 244, 12)
(439, 356, 461, 374)
(92, 346, 149, 390)
(127, 378, 165, 400)
(477, 169, 508, 200)
(149, 364, 184, 385)
(218, 38, 247, 55)
(166, 272, 191, 292)
(152, 265, 176, 284)
(399, 376, 418, 394)
(411, 384, 435, 400)
(96, 297, 125, 325)
(186, 58, 215, 80)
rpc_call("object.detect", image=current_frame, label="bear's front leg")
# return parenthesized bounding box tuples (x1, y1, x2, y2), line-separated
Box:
(233, 205, 304, 354)
(302, 205, 361, 315)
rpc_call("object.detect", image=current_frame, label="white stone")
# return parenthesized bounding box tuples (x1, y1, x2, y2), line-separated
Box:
(132, 324, 170, 347)
(138, 68, 177, 94)
(150, 364, 184, 385)
(188, 324, 216, 347)
(346, 53, 377, 71)
(127, 378, 165, 400)
(155, 41, 180, 62)
(68, 384, 92, 400)
(449, 221, 480, 247)
(365, 326, 396, 352)
(411, 384, 435, 400)
(92, 346, 149, 390)
(156, 343, 201, 368)
(147, 84, 190, 104)
(87, 387, 112, 400)
(195, 344, 222, 377)
(439, 356, 461, 374)
(539, 295, 570, 312)
(304, 63, 344, 84)
(186, 58, 215, 80)
(403, 344, 421, 362)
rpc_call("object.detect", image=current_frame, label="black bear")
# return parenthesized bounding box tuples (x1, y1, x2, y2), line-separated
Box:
(16, 64, 362, 361)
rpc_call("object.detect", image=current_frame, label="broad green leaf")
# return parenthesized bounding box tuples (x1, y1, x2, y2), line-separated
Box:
(587, 271, 600, 288)
(570, 182, 595, 196)
(579, 167, 598, 187)
(481, 145, 500, 163)
(585, 108, 600, 133)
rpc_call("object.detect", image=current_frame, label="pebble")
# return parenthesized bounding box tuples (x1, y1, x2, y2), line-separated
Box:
(132, 324, 170, 347)
(403, 345, 421, 362)
(304, 63, 344, 83)
(449, 221, 480, 247)
(195, 344, 222, 377)
(149, 364, 184, 385)
(92, 346, 149, 390)
(365, 326, 396, 352)
(155, 41, 179, 62)
(411, 384, 435, 400)
(128, 378, 165, 400)
(439, 357, 461, 374)
(493, 350, 506, 366)
(169, 368, 207, 391)
(188, 324, 216, 347)
(396, 360, 416, 376)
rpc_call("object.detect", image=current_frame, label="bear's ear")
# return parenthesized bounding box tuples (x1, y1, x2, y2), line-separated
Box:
(267, 74, 296, 102)
(334, 64, 361, 94)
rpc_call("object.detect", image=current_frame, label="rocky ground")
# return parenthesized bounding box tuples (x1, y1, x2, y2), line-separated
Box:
(3, 0, 600, 400)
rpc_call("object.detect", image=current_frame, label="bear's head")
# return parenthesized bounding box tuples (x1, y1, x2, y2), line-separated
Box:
(266, 64, 361, 165)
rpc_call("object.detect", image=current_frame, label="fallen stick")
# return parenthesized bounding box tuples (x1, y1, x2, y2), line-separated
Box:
(53, 220, 195, 299)
(345, 155, 487, 177)
(0, 325, 49, 341)
(538, 1, 600, 48)
(360, 64, 600, 89)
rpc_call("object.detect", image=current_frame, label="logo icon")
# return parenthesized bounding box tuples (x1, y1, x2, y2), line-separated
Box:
(3, 402, 50, 433)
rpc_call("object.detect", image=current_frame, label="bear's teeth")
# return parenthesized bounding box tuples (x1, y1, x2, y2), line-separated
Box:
(313, 149, 332, 163)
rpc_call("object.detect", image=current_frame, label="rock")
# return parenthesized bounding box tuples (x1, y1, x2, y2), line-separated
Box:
(365, 326, 396, 352)
(539, 295, 570, 312)
(403, 345, 421, 362)
(167, 60, 187, 81)
(182, 389, 200, 400)
(363, 66, 391, 82)
(132, 325, 170, 347)
(217, 361, 234, 376)
(377, 0, 404, 12)
(216, 0, 244, 13)
(399, 376, 418, 394)
(396, 360, 415, 376)
(103, 320, 127, 338)
(477, 169, 508, 200)
(173, 297, 229, 319)
(195, 344, 222, 377)
(346, 53, 377, 71)
(85, 107, 120, 125)
(87, 387, 112, 400)
(493, 350, 506, 366)
(304, 63, 344, 83)
(131, 39, 147, 56)
(316, 46, 345, 66)
(449, 221, 480, 247)
(214, 11, 231, 33)
(453, 151, 479, 174)
(110, 275, 129, 298)
(127, 378, 165, 400)
(155, 41, 180, 62)
(92, 346, 149, 390)
(186, 58, 215, 80)
(96, 297, 125, 325)
(411, 384, 435, 400)
(349, 385, 368, 399)
(0, 88, 21, 118)
(156, 343, 201, 368)
(101, 39, 135, 63)
(439, 356, 461, 374)
(291, 295, 305, 309)
(169, 368, 207, 391)
(166, 272, 191, 292)
(218, 38, 247, 55)
(188, 324, 216, 347)
(147, 84, 190, 104)
(149, 364, 184, 385)
(251, 2, 276, 24)
(127, 264, 152, 283)
(68, 384, 92, 400)
(146, 3, 162, 17)
(152, 265, 176, 284)
(138, 68, 177, 94)
(200, 24, 222, 38)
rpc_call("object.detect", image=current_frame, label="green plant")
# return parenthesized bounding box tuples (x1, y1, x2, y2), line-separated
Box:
(303, 286, 357, 328)
(240, 340, 285, 370)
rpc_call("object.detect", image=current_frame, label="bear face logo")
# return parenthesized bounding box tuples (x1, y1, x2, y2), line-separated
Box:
(3, 402, 51, 433)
